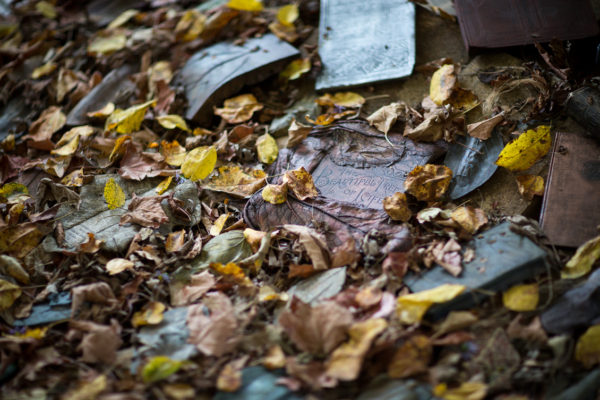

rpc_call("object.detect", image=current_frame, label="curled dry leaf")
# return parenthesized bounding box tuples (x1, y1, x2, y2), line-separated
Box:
(170, 270, 215, 307)
(71, 319, 123, 364)
(280, 58, 311, 81)
(23, 106, 66, 147)
(256, 133, 279, 164)
(316, 92, 365, 108)
(269, 21, 298, 42)
(205, 165, 266, 198)
(516, 175, 544, 200)
(105, 258, 135, 275)
(496, 125, 551, 171)
(561, 235, 600, 279)
(366, 102, 407, 134)
(120, 194, 169, 229)
(383, 192, 412, 222)
(165, 230, 186, 253)
(214, 94, 264, 124)
(283, 167, 318, 201)
(79, 233, 103, 254)
(467, 113, 504, 140)
(287, 118, 312, 148)
(450, 206, 488, 234)
(283, 224, 330, 270)
(502, 283, 539, 312)
(86, 102, 115, 119)
(404, 164, 453, 202)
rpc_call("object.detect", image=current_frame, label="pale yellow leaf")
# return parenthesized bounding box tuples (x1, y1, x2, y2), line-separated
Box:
(86, 102, 115, 118)
(277, 4, 299, 26)
(280, 58, 311, 81)
(256, 133, 278, 164)
(0, 279, 21, 311)
(209, 213, 230, 236)
(108, 9, 139, 29)
(132, 301, 166, 327)
(316, 92, 365, 108)
(561, 235, 600, 279)
(51, 134, 79, 156)
(161, 140, 187, 166)
(88, 30, 127, 56)
(396, 284, 465, 324)
(502, 283, 539, 312)
(31, 61, 56, 79)
(106, 258, 135, 275)
(156, 115, 190, 132)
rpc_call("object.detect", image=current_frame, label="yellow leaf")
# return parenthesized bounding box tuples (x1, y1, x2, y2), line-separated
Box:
(263, 345, 286, 370)
(106, 100, 156, 134)
(430, 64, 456, 106)
(502, 283, 539, 312)
(55, 126, 95, 148)
(561, 235, 600, 279)
(163, 384, 195, 400)
(181, 146, 217, 181)
(108, 9, 139, 29)
(305, 113, 336, 126)
(142, 356, 183, 383)
(36, 1, 56, 18)
(204, 165, 266, 198)
(9, 326, 48, 340)
(404, 164, 453, 202)
(383, 192, 412, 222)
(132, 301, 166, 327)
(214, 94, 263, 124)
(156, 115, 191, 132)
(433, 382, 487, 400)
(256, 133, 278, 164)
(109, 135, 131, 162)
(210, 213, 230, 236)
(516, 175, 544, 200)
(211, 262, 253, 286)
(155, 176, 173, 195)
(175, 10, 206, 42)
(450, 206, 488, 234)
(105, 258, 135, 275)
(496, 125, 551, 171)
(316, 92, 365, 108)
(103, 178, 126, 210)
(51, 134, 79, 156)
(396, 284, 465, 324)
(86, 102, 115, 118)
(280, 58, 311, 81)
(161, 140, 188, 166)
(63, 375, 107, 400)
(227, 0, 263, 12)
(283, 167, 318, 201)
(0, 183, 29, 204)
(31, 61, 56, 79)
(88, 29, 127, 56)
(277, 4, 299, 26)
(262, 183, 288, 204)
(0, 279, 21, 311)
(62, 168, 85, 187)
(575, 325, 600, 368)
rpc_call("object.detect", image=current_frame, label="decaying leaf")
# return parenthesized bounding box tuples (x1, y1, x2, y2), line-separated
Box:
(467, 113, 504, 140)
(316, 92, 365, 108)
(107, 9, 139, 29)
(132, 301, 166, 327)
(103, 178, 125, 210)
(72, 319, 122, 364)
(181, 146, 217, 181)
(120, 194, 169, 229)
(205, 165, 266, 198)
(283, 225, 330, 270)
(161, 140, 188, 167)
(404, 164, 453, 202)
(142, 356, 183, 383)
(496, 125, 551, 171)
(256, 133, 279, 164)
(388, 334, 432, 378)
(367, 102, 407, 134)
(575, 324, 600, 368)
(106, 100, 156, 134)
(287, 118, 312, 147)
(0, 182, 30, 204)
(450, 206, 488, 234)
(175, 10, 206, 42)
(79, 233, 103, 254)
(280, 58, 311, 81)
(503, 283, 539, 312)
(516, 175, 544, 200)
(383, 192, 412, 222)
(561, 235, 600, 279)
(166, 230, 186, 253)
(23, 106, 66, 146)
(214, 94, 264, 124)
(283, 167, 318, 201)
(170, 271, 215, 307)
(430, 64, 457, 106)
(88, 29, 127, 56)
(0, 279, 21, 311)
(105, 258, 135, 275)
(396, 284, 466, 324)
(326, 318, 387, 381)
(156, 115, 191, 132)
(62, 375, 107, 400)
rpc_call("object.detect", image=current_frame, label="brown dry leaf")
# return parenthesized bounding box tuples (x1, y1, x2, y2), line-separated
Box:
(287, 118, 312, 148)
(516, 175, 544, 200)
(383, 192, 412, 222)
(132, 301, 166, 327)
(279, 297, 353, 355)
(71, 319, 122, 364)
(214, 94, 264, 124)
(388, 335, 432, 378)
(404, 164, 453, 201)
(170, 271, 215, 307)
(0, 223, 45, 258)
(435, 311, 478, 337)
(23, 106, 66, 147)
(78, 233, 103, 254)
(450, 206, 488, 234)
(331, 238, 360, 269)
(326, 318, 387, 381)
(427, 239, 462, 276)
(120, 194, 168, 228)
(283, 224, 330, 270)
(119, 142, 173, 180)
(166, 230, 186, 253)
(205, 165, 266, 199)
(283, 167, 318, 200)
(187, 292, 239, 356)
(71, 282, 117, 317)
(316, 92, 365, 108)
(262, 183, 288, 204)
(268, 21, 298, 42)
(366, 102, 407, 134)
(217, 357, 247, 392)
(160, 140, 187, 166)
(263, 345, 286, 370)
(105, 258, 135, 275)
(467, 113, 504, 140)
(288, 263, 316, 279)
(305, 113, 336, 126)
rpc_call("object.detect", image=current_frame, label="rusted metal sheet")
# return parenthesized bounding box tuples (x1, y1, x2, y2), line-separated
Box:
(540, 131, 600, 248)
(179, 34, 299, 124)
(454, 0, 599, 52)
(316, 0, 415, 90)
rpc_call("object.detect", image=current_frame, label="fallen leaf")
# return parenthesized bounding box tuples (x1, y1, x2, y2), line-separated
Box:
(561, 235, 600, 279)
(305, 113, 336, 126)
(404, 164, 453, 202)
(430, 64, 456, 106)
(261, 183, 287, 204)
(496, 125, 551, 171)
(175, 10, 206, 42)
(156, 115, 190, 132)
(132, 301, 166, 327)
(516, 175, 544, 200)
(283, 167, 318, 200)
(575, 324, 600, 368)
(383, 192, 412, 222)
(181, 146, 217, 181)
(79, 233, 103, 253)
(316, 92, 365, 108)
(32, 61, 56, 79)
(103, 178, 125, 210)
(277, 4, 299, 26)
(427, 239, 462, 276)
(0, 255, 30, 284)
(109, 135, 131, 162)
(467, 113, 504, 140)
(62, 375, 107, 400)
(283, 224, 330, 270)
(105, 100, 156, 134)
(166, 230, 186, 253)
(105, 258, 135, 275)
(36, 1, 56, 18)
(0, 182, 30, 204)
(396, 284, 466, 324)
(263, 345, 286, 370)
(88, 29, 127, 56)
(268, 21, 298, 42)
(210, 262, 253, 287)
(256, 133, 279, 164)
(326, 318, 387, 380)
(209, 213, 230, 236)
(279, 297, 353, 355)
(217, 357, 247, 392)
(0, 279, 21, 311)
(107, 9, 139, 29)
(214, 94, 264, 124)
(155, 176, 173, 195)
(433, 382, 488, 400)
(280, 59, 311, 81)
(287, 118, 312, 147)
(367, 102, 407, 134)
(51, 134, 79, 156)
(170, 271, 215, 307)
(0, 223, 44, 258)
(142, 356, 183, 383)
(119, 142, 173, 180)
(120, 194, 169, 228)
(435, 311, 478, 337)
(503, 283, 539, 312)
(388, 334, 432, 378)
(227, 0, 263, 11)
(162, 384, 195, 400)
(450, 206, 488, 234)
(86, 102, 115, 118)
(72, 319, 122, 364)
(161, 140, 187, 166)
(23, 106, 66, 146)
(205, 165, 266, 198)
